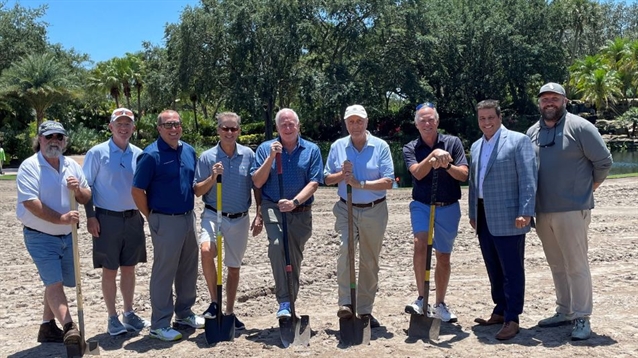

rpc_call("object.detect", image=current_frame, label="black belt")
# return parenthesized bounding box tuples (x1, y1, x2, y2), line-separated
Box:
(96, 207, 139, 218)
(151, 210, 192, 216)
(24, 226, 69, 238)
(340, 197, 386, 208)
(432, 201, 455, 207)
(205, 204, 248, 219)
(291, 205, 312, 213)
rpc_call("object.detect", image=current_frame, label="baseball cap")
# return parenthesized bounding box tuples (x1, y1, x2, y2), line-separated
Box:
(538, 82, 566, 97)
(38, 121, 67, 136)
(344, 104, 368, 120)
(110, 108, 135, 122)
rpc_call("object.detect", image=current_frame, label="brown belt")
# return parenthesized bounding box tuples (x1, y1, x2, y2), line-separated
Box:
(291, 205, 312, 213)
(340, 196, 386, 208)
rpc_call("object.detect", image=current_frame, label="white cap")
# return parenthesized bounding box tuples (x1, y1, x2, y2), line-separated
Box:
(344, 104, 367, 120)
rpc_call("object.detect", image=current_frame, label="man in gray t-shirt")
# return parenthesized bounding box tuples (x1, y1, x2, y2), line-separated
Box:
(526, 82, 612, 341)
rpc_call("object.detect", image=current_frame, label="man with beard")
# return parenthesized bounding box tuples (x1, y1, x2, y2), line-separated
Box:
(83, 108, 149, 336)
(527, 82, 612, 341)
(16, 121, 91, 352)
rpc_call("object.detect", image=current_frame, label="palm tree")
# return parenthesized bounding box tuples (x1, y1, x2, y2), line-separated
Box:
(89, 61, 122, 107)
(0, 52, 77, 127)
(577, 67, 623, 115)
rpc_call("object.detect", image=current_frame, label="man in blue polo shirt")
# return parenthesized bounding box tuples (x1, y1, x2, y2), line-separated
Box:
(324, 104, 394, 328)
(132, 110, 203, 342)
(194, 112, 262, 331)
(403, 103, 469, 322)
(251, 108, 324, 319)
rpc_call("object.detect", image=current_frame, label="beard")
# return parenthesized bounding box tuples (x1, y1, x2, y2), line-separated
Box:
(540, 106, 565, 123)
(42, 144, 64, 158)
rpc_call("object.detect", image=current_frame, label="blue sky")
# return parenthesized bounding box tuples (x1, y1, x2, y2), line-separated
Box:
(7, 0, 199, 65)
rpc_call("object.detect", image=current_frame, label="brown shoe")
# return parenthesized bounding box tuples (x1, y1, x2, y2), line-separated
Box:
(474, 313, 505, 326)
(495, 321, 520, 340)
(337, 305, 353, 319)
(37, 319, 64, 343)
(63, 322, 85, 357)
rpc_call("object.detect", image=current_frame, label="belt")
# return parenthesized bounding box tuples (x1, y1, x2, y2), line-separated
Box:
(24, 226, 69, 238)
(205, 204, 248, 219)
(291, 205, 312, 213)
(96, 207, 139, 218)
(340, 197, 386, 208)
(151, 209, 192, 216)
(432, 201, 455, 207)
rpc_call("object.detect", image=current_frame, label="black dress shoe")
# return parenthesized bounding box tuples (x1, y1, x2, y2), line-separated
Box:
(361, 314, 380, 328)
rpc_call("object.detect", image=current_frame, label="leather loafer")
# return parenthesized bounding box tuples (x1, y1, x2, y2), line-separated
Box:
(495, 321, 520, 340)
(337, 305, 353, 319)
(474, 313, 505, 326)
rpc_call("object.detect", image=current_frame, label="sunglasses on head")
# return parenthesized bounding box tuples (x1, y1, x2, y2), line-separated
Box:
(219, 126, 239, 133)
(113, 109, 133, 117)
(44, 133, 64, 140)
(416, 102, 436, 111)
(160, 122, 181, 129)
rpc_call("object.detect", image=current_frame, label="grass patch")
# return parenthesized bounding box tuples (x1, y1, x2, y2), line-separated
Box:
(608, 172, 638, 179)
(0, 174, 16, 180)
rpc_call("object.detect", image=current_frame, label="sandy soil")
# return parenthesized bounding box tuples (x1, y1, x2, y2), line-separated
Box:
(1, 176, 637, 358)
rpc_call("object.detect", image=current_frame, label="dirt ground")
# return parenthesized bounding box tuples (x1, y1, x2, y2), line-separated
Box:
(1, 176, 637, 358)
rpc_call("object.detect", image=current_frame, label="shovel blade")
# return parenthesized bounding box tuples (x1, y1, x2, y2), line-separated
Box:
(339, 315, 371, 346)
(205, 314, 236, 345)
(408, 314, 441, 341)
(279, 315, 310, 347)
(65, 337, 100, 357)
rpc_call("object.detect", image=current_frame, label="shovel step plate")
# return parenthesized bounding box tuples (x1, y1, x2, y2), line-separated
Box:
(279, 315, 310, 347)
(65, 337, 100, 357)
(407, 314, 441, 341)
(205, 314, 236, 345)
(339, 315, 371, 346)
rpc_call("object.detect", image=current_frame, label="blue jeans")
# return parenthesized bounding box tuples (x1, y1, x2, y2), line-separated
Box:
(23, 227, 75, 287)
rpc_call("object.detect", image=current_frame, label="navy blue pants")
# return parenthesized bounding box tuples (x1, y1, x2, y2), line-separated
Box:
(477, 201, 525, 323)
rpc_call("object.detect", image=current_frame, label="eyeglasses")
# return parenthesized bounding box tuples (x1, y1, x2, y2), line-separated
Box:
(44, 134, 64, 141)
(113, 109, 133, 117)
(219, 126, 239, 133)
(416, 102, 436, 111)
(159, 122, 181, 129)
(536, 127, 556, 148)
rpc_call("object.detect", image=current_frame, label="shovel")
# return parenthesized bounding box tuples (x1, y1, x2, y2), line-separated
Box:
(276, 152, 310, 347)
(407, 167, 441, 341)
(67, 191, 100, 357)
(339, 184, 371, 346)
(205, 175, 236, 345)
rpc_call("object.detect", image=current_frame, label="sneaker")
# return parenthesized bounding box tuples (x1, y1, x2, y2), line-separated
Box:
(149, 327, 182, 341)
(538, 312, 572, 328)
(122, 312, 150, 332)
(63, 322, 85, 356)
(571, 317, 591, 341)
(234, 316, 245, 331)
(434, 302, 458, 323)
(174, 314, 205, 329)
(276, 302, 291, 319)
(107, 315, 127, 336)
(37, 319, 64, 343)
(203, 302, 218, 319)
(405, 297, 424, 315)
(337, 305, 353, 319)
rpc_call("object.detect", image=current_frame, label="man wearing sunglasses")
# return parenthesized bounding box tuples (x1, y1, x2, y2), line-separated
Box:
(16, 120, 91, 352)
(403, 103, 468, 323)
(132, 110, 203, 341)
(526, 82, 612, 341)
(82, 108, 149, 336)
(194, 112, 263, 331)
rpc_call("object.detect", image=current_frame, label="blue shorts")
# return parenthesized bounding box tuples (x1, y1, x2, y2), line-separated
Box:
(409, 200, 461, 254)
(23, 227, 76, 287)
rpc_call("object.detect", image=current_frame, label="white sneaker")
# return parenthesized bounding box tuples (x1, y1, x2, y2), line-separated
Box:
(404, 298, 424, 315)
(149, 327, 182, 341)
(174, 314, 205, 329)
(434, 302, 458, 323)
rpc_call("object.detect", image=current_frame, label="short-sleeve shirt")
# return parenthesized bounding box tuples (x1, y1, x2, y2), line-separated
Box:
(83, 139, 142, 211)
(194, 143, 255, 213)
(133, 137, 197, 213)
(324, 132, 394, 203)
(16, 152, 90, 235)
(251, 136, 323, 205)
(403, 133, 468, 204)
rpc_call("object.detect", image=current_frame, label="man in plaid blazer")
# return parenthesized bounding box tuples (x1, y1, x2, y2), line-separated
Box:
(468, 100, 537, 341)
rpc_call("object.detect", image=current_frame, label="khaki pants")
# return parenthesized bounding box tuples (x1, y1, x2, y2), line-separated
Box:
(536, 210, 592, 319)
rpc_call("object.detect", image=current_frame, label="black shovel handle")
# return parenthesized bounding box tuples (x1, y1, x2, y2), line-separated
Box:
(347, 184, 357, 312)
(277, 153, 296, 317)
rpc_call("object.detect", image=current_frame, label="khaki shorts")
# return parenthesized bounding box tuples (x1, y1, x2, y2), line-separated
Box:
(198, 208, 250, 268)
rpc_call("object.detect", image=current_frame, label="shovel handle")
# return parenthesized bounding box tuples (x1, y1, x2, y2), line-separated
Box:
(69, 190, 85, 338)
(346, 184, 356, 311)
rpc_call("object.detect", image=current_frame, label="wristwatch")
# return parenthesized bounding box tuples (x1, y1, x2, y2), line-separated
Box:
(292, 198, 300, 207)
(445, 163, 452, 170)
(359, 180, 365, 189)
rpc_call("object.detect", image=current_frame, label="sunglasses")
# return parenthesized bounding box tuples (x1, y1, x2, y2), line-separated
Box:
(44, 134, 65, 141)
(416, 102, 436, 111)
(159, 122, 182, 129)
(535, 127, 556, 148)
(219, 126, 239, 133)
(113, 109, 133, 117)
